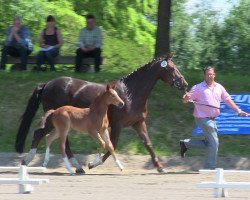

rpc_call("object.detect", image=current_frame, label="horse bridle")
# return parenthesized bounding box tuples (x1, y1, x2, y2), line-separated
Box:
(163, 60, 186, 91)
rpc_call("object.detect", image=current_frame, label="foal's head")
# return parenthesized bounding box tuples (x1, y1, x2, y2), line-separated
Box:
(104, 84, 124, 108)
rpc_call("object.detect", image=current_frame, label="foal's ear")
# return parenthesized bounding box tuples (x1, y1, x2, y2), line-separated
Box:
(106, 84, 115, 91)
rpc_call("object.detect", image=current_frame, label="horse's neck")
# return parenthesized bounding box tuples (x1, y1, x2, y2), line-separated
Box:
(123, 64, 159, 105)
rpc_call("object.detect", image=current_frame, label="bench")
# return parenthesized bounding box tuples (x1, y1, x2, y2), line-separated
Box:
(0, 165, 49, 194)
(6, 55, 103, 71)
(197, 168, 250, 197)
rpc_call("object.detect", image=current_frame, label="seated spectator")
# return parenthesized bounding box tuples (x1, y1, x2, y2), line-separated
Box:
(75, 14, 102, 73)
(0, 16, 33, 71)
(36, 15, 63, 71)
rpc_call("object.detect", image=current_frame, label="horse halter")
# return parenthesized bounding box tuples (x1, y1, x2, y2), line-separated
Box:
(160, 60, 185, 91)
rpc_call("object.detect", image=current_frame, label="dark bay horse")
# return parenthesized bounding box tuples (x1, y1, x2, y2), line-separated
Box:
(16, 54, 188, 173)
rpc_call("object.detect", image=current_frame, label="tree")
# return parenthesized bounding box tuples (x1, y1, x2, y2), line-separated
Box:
(155, 0, 171, 57)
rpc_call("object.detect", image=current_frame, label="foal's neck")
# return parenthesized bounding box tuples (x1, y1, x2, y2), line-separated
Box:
(89, 93, 109, 116)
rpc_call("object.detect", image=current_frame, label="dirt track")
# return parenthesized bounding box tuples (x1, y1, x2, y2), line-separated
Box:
(1, 153, 250, 200)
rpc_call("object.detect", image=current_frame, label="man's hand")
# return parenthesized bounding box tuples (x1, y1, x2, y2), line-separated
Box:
(81, 47, 89, 52)
(87, 46, 96, 51)
(182, 94, 190, 104)
(11, 26, 20, 34)
(82, 45, 96, 52)
(237, 109, 249, 116)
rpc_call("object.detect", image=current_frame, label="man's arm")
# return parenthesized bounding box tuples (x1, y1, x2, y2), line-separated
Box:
(6, 27, 13, 45)
(95, 27, 102, 49)
(225, 99, 249, 116)
(78, 29, 85, 48)
(15, 26, 30, 48)
(182, 85, 197, 103)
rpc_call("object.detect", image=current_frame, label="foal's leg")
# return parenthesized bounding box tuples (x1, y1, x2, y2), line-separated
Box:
(23, 121, 53, 165)
(42, 131, 59, 167)
(101, 124, 122, 164)
(101, 129, 123, 171)
(88, 132, 106, 169)
(59, 130, 75, 175)
(132, 120, 165, 173)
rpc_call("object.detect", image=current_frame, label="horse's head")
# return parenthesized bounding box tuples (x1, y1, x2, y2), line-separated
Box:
(158, 53, 188, 92)
(105, 84, 124, 108)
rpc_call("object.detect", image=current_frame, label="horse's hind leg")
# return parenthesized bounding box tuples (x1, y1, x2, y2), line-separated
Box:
(64, 138, 84, 174)
(23, 121, 53, 165)
(42, 131, 59, 167)
(102, 129, 123, 171)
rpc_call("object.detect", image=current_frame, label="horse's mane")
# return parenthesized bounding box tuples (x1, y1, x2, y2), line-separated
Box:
(120, 56, 166, 82)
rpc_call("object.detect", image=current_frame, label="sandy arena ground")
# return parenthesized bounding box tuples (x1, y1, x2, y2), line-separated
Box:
(1, 153, 250, 200)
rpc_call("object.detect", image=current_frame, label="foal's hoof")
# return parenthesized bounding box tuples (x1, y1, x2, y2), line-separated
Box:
(21, 160, 27, 166)
(75, 168, 85, 174)
(157, 168, 167, 173)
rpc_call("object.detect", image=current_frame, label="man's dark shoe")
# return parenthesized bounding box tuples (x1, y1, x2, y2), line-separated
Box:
(180, 140, 187, 158)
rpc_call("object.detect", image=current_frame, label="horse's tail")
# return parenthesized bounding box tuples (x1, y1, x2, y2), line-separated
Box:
(15, 83, 46, 153)
(39, 109, 55, 129)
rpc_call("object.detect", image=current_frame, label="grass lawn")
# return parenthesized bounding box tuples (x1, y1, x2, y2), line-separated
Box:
(0, 66, 250, 158)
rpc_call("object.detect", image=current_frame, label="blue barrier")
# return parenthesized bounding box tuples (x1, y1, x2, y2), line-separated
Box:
(193, 94, 250, 136)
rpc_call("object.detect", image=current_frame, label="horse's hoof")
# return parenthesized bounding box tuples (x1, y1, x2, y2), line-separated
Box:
(157, 168, 167, 173)
(75, 168, 85, 174)
(88, 162, 93, 169)
(21, 160, 27, 166)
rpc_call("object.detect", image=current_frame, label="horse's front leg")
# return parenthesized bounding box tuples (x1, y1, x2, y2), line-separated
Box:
(132, 120, 166, 173)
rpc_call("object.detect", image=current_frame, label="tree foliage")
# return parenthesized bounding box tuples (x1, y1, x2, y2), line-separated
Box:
(0, 0, 249, 73)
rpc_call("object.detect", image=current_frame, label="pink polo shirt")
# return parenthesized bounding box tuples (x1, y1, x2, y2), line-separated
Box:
(188, 81, 231, 118)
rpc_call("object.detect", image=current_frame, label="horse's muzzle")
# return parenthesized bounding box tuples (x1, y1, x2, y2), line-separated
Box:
(118, 102, 124, 108)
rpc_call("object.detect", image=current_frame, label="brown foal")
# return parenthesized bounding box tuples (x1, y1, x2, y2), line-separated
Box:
(40, 84, 124, 174)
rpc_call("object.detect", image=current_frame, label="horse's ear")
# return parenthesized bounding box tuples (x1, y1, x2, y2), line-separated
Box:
(106, 84, 111, 91)
(167, 53, 174, 59)
(111, 84, 116, 89)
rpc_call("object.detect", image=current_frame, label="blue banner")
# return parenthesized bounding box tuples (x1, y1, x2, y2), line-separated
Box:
(193, 94, 250, 136)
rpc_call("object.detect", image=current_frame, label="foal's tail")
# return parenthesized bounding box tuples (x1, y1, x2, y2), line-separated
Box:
(39, 110, 55, 129)
(15, 83, 46, 153)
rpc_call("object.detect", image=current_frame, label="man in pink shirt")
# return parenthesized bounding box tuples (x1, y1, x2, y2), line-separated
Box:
(180, 66, 248, 169)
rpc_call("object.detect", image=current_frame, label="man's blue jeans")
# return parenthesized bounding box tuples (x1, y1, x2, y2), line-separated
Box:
(184, 118, 219, 169)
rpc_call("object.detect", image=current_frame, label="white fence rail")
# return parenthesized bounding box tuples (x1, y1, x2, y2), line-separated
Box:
(0, 165, 49, 194)
(197, 168, 250, 197)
